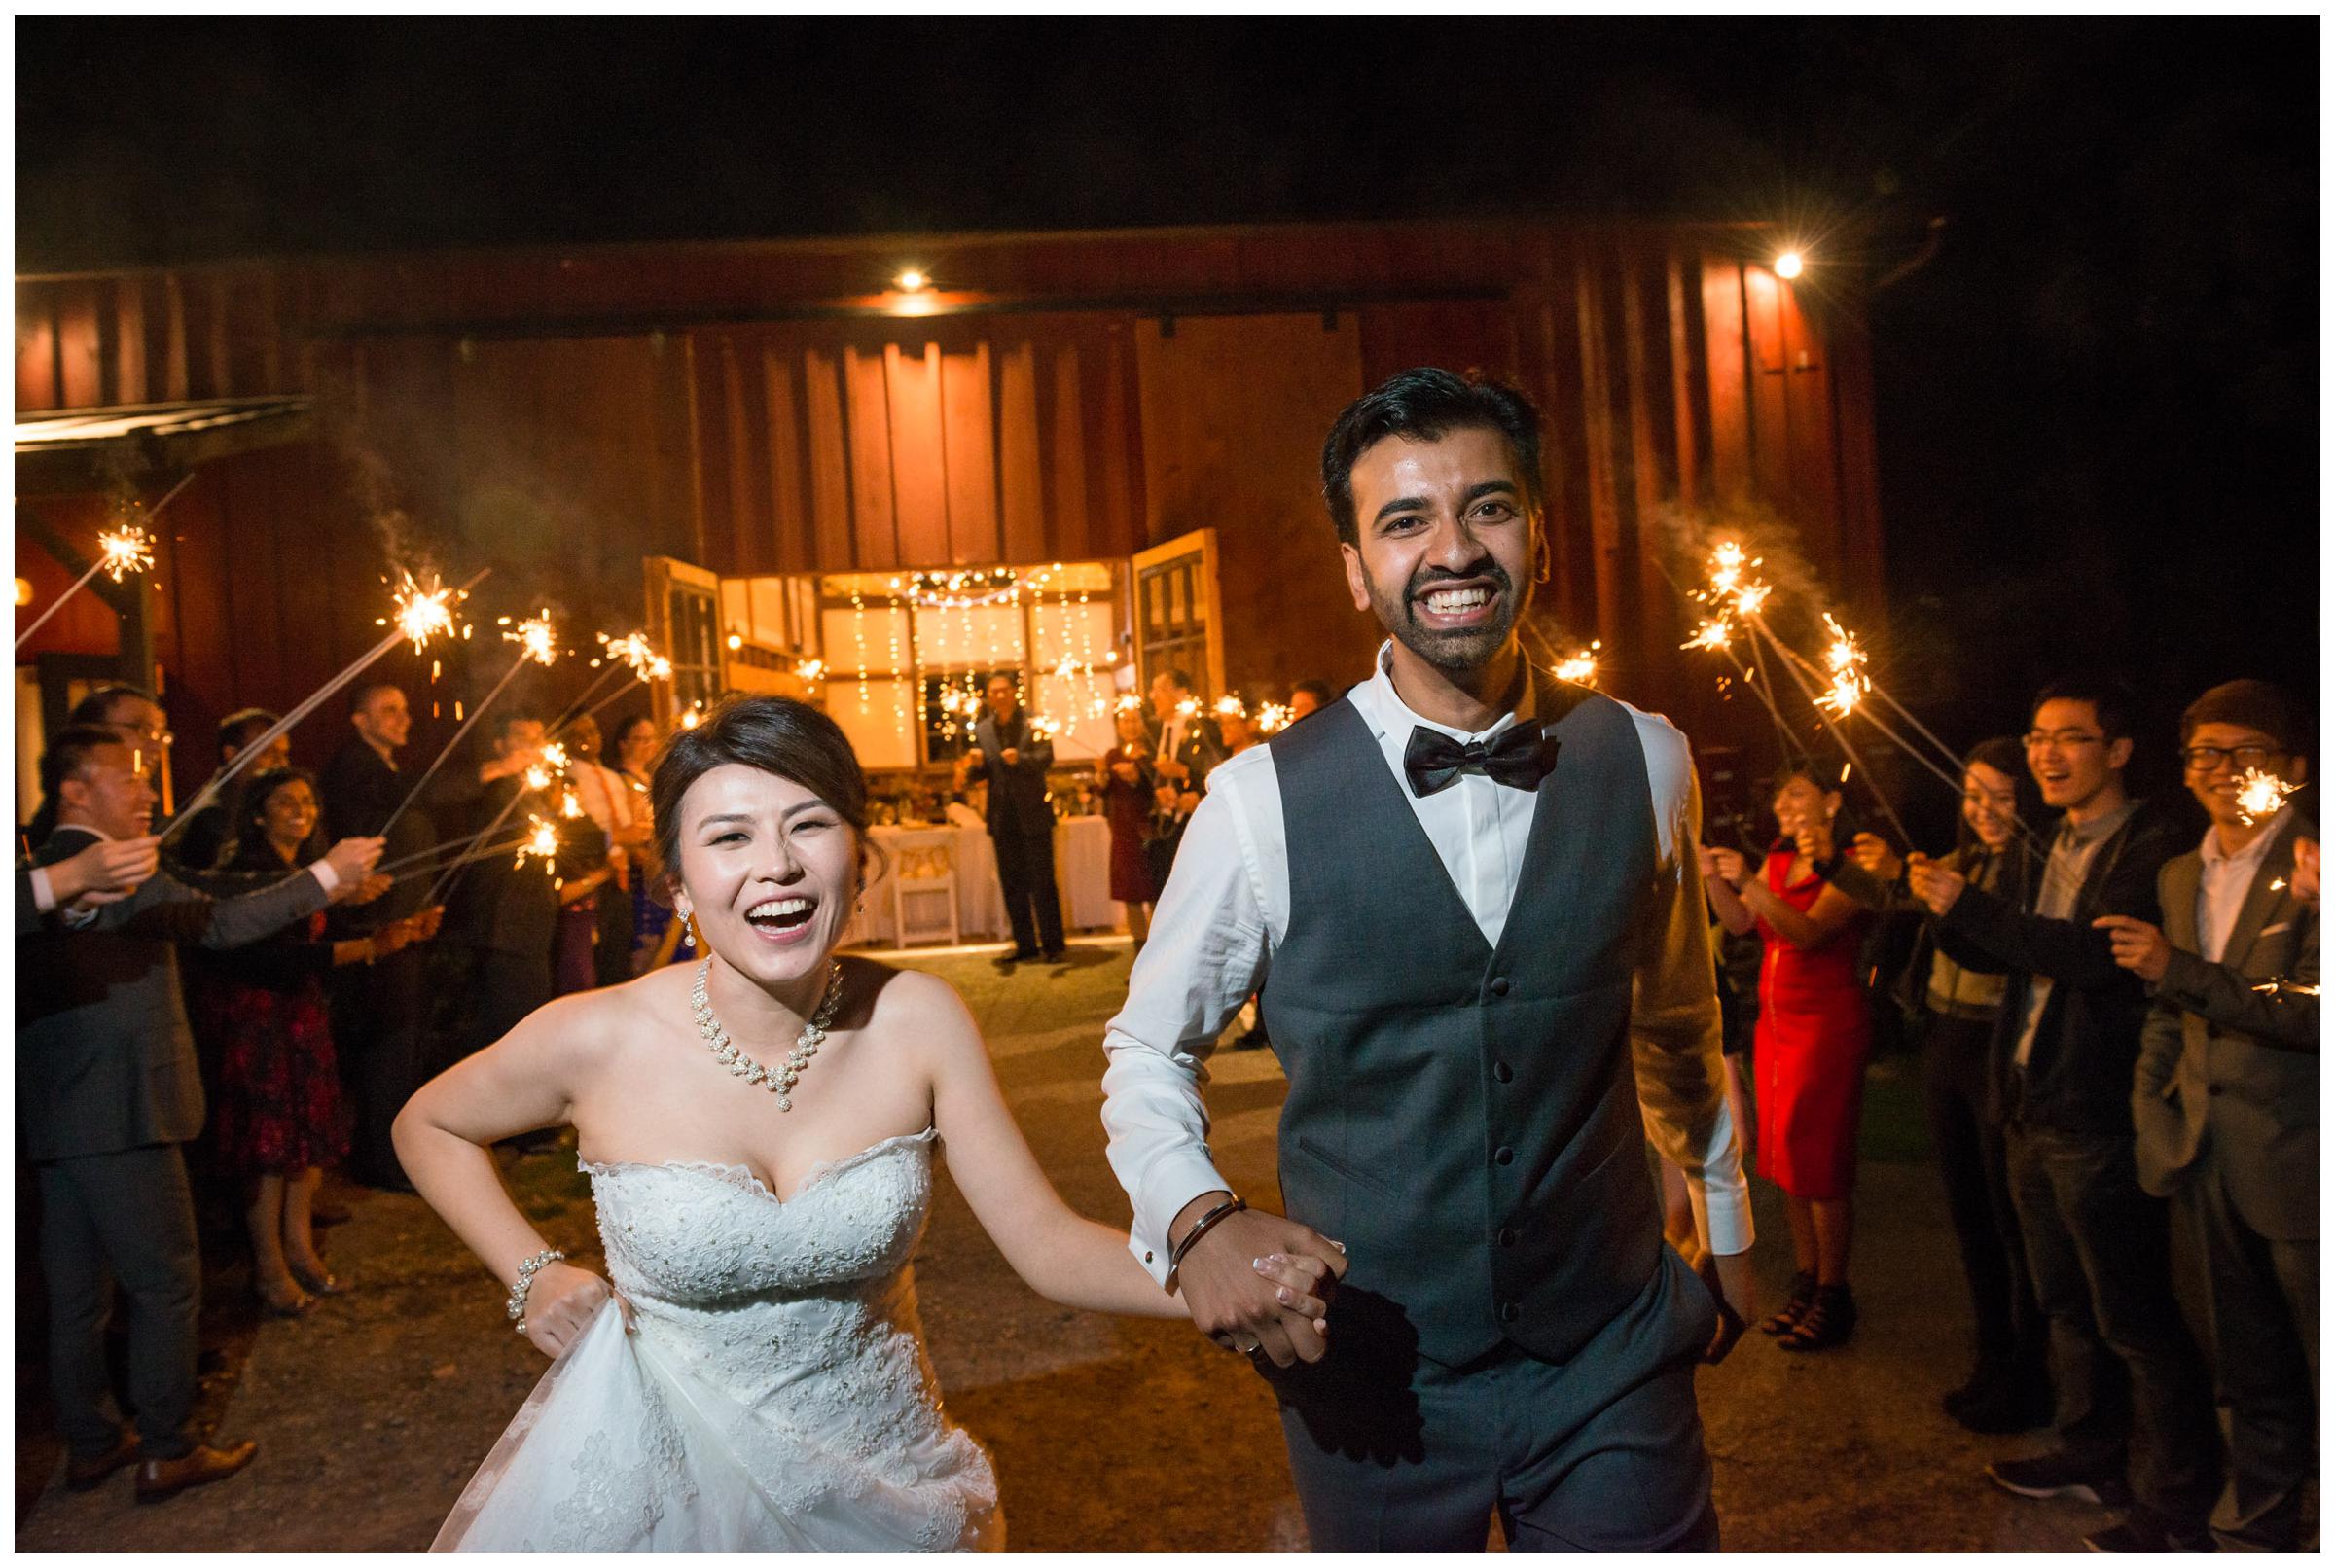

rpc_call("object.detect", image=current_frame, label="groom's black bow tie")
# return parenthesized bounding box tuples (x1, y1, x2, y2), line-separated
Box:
(1403, 724, 1556, 798)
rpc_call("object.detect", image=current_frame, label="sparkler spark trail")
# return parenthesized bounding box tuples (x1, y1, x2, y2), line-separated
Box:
(98, 527, 156, 582)
(504, 612, 559, 666)
(1681, 618, 1735, 653)
(2235, 768, 2300, 826)
(516, 815, 562, 873)
(1812, 615, 1872, 718)
(1255, 702, 1293, 734)
(1553, 641, 1601, 686)
(388, 576, 460, 653)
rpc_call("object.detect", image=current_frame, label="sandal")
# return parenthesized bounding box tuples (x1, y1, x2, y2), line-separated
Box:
(1759, 1270, 1816, 1336)
(1778, 1284, 1855, 1352)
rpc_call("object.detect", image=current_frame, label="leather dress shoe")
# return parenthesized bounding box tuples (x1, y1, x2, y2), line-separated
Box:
(134, 1440, 258, 1504)
(63, 1429, 140, 1491)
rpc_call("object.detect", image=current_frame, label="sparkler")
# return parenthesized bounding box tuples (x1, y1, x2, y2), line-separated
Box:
(2250, 978, 2321, 1000)
(2235, 768, 2300, 827)
(517, 815, 561, 873)
(1255, 702, 1293, 734)
(162, 568, 485, 839)
(570, 630, 678, 726)
(17, 528, 162, 651)
(1812, 615, 1872, 719)
(1553, 641, 1601, 687)
(379, 609, 560, 837)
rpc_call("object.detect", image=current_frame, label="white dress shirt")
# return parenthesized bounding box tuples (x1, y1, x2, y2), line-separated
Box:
(2197, 808, 2289, 963)
(1099, 643, 1752, 1286)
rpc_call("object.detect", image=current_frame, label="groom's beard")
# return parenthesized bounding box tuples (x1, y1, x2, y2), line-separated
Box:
(1363, 557, 1530, 679)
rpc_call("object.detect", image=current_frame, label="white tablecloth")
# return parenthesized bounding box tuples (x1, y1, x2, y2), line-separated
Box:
(844, 816, 1119, 948)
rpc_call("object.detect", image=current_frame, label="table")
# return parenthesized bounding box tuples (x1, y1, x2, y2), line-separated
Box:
(844, 816, 1120, 948)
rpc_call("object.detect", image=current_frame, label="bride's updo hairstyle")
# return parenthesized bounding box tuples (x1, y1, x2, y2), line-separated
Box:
(649, 695, 874, 901)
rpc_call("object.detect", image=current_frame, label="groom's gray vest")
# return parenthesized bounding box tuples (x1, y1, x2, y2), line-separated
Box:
(1260, 685, 1663, 1368)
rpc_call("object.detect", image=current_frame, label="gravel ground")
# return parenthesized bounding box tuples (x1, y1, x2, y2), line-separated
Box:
(17, 942, 2173, 1550)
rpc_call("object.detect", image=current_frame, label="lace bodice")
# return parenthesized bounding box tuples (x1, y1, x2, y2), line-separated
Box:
(438, 1128, 999, 1551)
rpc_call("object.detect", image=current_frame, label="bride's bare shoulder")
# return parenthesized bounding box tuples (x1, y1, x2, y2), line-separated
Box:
(526, 963, 696, 1061)
(841, 958, 978, 1048)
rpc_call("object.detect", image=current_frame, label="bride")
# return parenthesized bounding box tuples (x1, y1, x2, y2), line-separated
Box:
(395, 696, 1333, 1550)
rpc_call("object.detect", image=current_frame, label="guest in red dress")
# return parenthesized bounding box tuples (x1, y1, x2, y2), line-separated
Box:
(188, 769, 433, 1316)
(1096, 706, 1162, 946)
(1702, 760, 1876, 1351)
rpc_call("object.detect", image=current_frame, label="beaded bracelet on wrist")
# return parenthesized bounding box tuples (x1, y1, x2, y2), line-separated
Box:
(506, 1247, 566, 1336)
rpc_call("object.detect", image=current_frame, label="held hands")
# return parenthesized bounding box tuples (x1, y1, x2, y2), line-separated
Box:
(1849, 832, 1904, 882)
(519, 1261, 633, 1358)
(1172, 1197, 1347, 1368)
(1906, 852, 1966, 916)
(2092, 915, 2173, 984)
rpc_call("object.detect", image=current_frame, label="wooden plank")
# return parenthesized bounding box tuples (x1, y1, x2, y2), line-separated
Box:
(1618, 245, 1671, 682)
(114, 278, 148, 407)
(1047, 340, 1088, 561)
(803, 346, 855, 571)
(1779, 283, 1842, 586)
(1572, 253, 1625, 650)
(995, 339, 1047, 564)
(940, 341, 999, 566)
(16, 293, 57, 412)
(162, 273, 191, 402)
(1742, 265, 1791, 510)
(844, 345, 898, 569)
(1701, 260, 1750, 499)
(207, 274, 234, 398)
(762, 343, 810, 574)
(57, 282, 102, 408)
(884, 341, 950, 568)
(1665, 248, 1703, 506)
(720, 336, 759, 576)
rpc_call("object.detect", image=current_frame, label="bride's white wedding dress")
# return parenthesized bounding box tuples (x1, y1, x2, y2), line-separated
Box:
(434, 1127, 1002, 1551)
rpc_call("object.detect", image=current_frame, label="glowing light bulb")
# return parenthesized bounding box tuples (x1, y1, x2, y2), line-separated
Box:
(1776, 251, 1804, 280)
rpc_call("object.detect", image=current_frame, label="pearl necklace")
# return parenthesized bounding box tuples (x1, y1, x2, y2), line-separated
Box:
(690, 956, 844, 1112)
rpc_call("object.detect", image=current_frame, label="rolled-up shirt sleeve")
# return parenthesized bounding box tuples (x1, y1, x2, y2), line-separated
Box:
(1099, 783, 1272, 1286)
(1629, 717, 1754, 1257)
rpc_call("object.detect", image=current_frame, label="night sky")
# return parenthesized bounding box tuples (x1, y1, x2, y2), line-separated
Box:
(18, 17, 2320, 814)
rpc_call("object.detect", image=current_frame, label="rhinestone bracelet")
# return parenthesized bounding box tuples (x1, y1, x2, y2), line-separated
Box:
(506, 1247, 567, 1336)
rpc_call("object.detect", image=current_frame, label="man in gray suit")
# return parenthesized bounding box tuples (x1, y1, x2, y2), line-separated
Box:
(19, 725, 383, 1502)
(2098, 679, 2317, 1550)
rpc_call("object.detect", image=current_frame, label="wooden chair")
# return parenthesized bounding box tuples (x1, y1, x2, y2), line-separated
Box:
(889, 830, 960, 949)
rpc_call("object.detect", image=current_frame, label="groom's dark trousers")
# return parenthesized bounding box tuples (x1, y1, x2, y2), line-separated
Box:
(1256, 690, 1723, 1551)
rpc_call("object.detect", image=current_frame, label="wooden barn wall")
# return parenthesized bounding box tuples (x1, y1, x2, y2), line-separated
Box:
(16, 222, 1883, 747)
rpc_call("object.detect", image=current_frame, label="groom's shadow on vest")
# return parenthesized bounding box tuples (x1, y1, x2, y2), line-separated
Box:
(1256, 1285, 1426, 1467)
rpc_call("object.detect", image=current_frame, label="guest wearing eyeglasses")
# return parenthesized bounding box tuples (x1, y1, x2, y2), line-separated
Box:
(2092, 680, 2317, 1551)
(1907, 679, 2220, 1553)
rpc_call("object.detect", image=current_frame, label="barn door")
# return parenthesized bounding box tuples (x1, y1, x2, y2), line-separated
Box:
(1130, 528, 1225, 703)
(643, 555, 723, 726)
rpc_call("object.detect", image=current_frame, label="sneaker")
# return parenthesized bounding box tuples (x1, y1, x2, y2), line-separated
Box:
(2084, 1519, 2215, 1552)
(1987, 1453, 2132, 1509)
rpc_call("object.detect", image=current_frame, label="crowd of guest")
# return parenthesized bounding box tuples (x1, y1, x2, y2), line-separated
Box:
(1687, 676, 2317, 1553)
(15, 663, 2314, 1550)
(14, 679, 683, 1502)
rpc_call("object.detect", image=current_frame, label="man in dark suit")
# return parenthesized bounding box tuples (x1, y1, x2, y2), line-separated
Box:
(19, 726, 382, 1502)
(955, 673, 1064, 965)
(1142, 667, 1225, 892)
(322, 681, 440, 1189)
(2098, 680, 2317, 1550)
(1914, 680, 2222, 1552)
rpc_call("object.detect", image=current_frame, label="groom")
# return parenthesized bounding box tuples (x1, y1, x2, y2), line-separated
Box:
(1100, 368, 1754, 1550)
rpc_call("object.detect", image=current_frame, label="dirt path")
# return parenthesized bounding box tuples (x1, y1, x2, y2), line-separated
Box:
(18, 944, 2128, 1550)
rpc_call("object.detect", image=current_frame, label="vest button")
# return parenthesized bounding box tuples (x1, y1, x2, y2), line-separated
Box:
(1493, 1145, 1515, 1166)
(1496, 1227, 1519, 1247)
(1499, 1301, 1522, 1323)
(1490, 976, 1511, 997)
(1492, 1061, 1514, 1084)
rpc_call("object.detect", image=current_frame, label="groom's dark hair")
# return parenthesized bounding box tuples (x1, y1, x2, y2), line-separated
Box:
(650, 695, 875, 907)
(1320, 368, 1545, 547)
